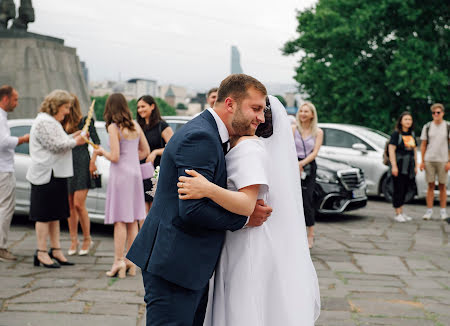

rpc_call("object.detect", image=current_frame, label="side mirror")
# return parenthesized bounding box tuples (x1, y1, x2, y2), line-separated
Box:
(352, 143, 368, 153)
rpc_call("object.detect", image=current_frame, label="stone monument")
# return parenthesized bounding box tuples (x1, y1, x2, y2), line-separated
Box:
(0, 0, 90, 118)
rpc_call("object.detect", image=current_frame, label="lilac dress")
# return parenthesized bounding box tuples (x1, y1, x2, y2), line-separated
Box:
(104, 124, 145, 225)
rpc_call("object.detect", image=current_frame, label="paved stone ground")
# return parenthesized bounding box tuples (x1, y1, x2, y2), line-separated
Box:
(0, 199, 449, 326)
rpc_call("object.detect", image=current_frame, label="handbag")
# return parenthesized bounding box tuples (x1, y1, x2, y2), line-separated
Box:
(140, 161, 155, 180)
(90, 171, 102, 189)
(300, 135, 312, 176)
(93, 174, 102, 188)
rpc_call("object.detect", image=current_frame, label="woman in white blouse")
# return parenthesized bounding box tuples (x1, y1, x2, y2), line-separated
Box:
(27, 90, 85, 268)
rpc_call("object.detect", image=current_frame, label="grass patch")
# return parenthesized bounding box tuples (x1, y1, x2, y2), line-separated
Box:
(108, 277, 119, 286)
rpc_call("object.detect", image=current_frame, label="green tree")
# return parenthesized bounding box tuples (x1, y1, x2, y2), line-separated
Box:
(176, 103, 188, 111)
(128, 99, 137, 119)
(274, 95, 287, 107)
(283, 0, 449, 133)
(155, 98, 176, 116)
(90, 95, 108, 121)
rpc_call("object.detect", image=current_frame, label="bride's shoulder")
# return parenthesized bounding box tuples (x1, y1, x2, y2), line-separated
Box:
(229, 136, 266, 158)
(235, 135, 259, 146)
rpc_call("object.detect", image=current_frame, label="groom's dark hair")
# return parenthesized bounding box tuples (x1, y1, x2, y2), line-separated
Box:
(216, 74, 267, 104)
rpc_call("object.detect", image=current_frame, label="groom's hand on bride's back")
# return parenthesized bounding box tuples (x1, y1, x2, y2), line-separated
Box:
(246, 199, 272, 227)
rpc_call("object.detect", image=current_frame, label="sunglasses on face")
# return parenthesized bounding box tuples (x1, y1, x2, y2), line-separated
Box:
(432, 111, 442, 115)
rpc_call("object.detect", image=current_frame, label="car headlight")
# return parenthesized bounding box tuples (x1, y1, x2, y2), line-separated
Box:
(316, 169, 338, 184)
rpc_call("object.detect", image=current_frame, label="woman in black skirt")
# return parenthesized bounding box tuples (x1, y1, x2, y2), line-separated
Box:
(136, 95, 174, 226)
(63, 95, 100, 256)
(26, 90, 85, 268)
(292, 102, 324, 249)
(388, 112, 417, 222)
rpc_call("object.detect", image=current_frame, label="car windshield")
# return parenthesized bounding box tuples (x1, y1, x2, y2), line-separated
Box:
(353, 127, 388, 149)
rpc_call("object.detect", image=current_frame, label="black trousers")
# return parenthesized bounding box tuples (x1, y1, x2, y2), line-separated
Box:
(392, 173, 412, 209)
(301, 160, 317, 227)
(142, 271, 209, 326)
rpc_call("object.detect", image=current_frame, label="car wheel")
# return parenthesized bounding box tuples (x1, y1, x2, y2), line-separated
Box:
(381, 175, 394, 203)
(381, 175, 416, 203)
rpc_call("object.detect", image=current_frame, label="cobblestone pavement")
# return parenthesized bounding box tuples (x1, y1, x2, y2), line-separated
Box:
(0, 199, 449, 326)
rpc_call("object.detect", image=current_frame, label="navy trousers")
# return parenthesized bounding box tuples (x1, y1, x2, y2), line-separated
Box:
(142, 270, 209, 326)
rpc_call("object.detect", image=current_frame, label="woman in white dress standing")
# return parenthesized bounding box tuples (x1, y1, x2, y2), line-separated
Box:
(178, 96, 320, 325)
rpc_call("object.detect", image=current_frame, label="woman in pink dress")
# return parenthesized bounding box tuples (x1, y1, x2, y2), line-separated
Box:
(94, 93, 150, 278)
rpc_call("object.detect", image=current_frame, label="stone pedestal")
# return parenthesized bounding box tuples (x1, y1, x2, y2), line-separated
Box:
(0, 30, 89, 118)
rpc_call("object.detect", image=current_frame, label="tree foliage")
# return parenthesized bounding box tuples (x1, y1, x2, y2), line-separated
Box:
(176, 103, 188, 110)
(91, 95, 176, 121)
(274, 95, 287, 107)
(155, 98, 177, 116)
(283, 0, 449, 133)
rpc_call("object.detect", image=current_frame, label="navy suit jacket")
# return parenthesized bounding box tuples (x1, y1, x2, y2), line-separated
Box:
(127, 110, 247, 290)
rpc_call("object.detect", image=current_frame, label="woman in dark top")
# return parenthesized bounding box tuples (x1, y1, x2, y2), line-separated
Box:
(137, 95, 174, 220)
(388, 111, 417, 222)
(63, 95, 101, 256)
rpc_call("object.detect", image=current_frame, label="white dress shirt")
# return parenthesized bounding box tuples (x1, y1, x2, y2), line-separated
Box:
(26, 112, 76, 185)
(206, 108, 229, 146)
(0, 108, 19, 173)
(206, 108, 249, 226)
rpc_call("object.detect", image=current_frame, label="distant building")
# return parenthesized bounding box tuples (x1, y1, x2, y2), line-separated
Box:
(159, 84, 187, 107)
(80, 61, 89, 86)
(231, 45, 243, 74)
(89, 80, 116, 97)
(164, 86, 176, 107)
(184, 103, 202, 116)
(284, 92, 296, 108)
(126, 78, 157, 99)
(190, 92, 207, 110)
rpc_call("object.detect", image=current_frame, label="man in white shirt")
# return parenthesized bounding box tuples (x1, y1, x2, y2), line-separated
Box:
(206, 87, 218, 109)
(419, 103, 450, 221)
(0, 85, 29, 261)
(193, 87, 218, 118)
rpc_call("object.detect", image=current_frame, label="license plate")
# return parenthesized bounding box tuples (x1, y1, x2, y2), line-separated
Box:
(352, 188, 365, 198)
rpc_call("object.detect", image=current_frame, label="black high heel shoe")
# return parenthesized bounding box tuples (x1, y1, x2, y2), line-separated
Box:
(33, 250, 60, 268)
(49, 248, 75, 266)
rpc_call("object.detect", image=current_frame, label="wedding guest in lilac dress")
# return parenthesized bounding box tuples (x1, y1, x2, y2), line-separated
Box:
(94, 93, 150, 278)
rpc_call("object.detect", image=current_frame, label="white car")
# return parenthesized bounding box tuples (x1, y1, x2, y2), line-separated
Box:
(317, 123, 450, 201)
(9, 116, 187, 223)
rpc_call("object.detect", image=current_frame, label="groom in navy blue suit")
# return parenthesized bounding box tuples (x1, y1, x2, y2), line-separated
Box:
(127, 74, 272, 326)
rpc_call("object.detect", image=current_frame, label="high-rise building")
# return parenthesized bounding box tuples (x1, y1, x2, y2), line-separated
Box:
(80, 61, 89, 86)
(231, 45, 243, 74)
(126, 78, 158, 99)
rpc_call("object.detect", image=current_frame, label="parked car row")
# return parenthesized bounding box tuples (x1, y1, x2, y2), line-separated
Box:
(10, 116, 370, 223)
(15, 115, 449, 221)
(165, 117, 369, 215)
(317, 123, 450, 202)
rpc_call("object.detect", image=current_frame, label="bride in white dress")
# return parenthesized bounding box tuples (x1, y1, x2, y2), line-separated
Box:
(178, 96, 320, 325)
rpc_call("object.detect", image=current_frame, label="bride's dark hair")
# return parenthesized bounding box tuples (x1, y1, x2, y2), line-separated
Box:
(255, 97, 273, 138)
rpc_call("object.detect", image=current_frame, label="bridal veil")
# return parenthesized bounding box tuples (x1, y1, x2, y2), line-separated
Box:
(262, 95, 321, 323)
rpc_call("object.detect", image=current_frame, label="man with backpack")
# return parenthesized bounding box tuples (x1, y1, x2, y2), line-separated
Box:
(419, 103, 450, 221)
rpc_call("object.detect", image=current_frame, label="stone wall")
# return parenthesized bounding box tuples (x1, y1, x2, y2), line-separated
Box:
(0, 31, 89, 118)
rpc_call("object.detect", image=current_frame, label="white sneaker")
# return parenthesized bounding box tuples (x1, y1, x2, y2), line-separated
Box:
(441, 210, 448, 220)
(403, 214, 413, 221)
(394, 214, 407, 222)
(423, 210, 433, 220)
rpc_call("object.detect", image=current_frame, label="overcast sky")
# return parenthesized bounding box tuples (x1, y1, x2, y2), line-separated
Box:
(28, 0, 317, 90)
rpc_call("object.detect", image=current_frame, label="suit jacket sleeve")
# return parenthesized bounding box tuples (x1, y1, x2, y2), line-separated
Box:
(175, 131, 247, 231)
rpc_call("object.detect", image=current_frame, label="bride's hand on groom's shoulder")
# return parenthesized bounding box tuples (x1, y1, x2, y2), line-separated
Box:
(246, 199, 272, 227)
(177, 169, 212, 200)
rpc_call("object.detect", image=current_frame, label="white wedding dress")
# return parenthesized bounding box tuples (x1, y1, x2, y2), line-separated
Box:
(204, 96, 320, 326)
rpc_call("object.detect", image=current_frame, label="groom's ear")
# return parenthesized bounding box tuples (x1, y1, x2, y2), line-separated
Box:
(224, 97, 234, 113)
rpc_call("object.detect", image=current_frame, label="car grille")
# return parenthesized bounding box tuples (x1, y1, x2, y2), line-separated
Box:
(337, 169, 365, 191)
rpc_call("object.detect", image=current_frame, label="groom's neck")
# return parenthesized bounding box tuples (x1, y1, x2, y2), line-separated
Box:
(213, 104, 233, 135)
